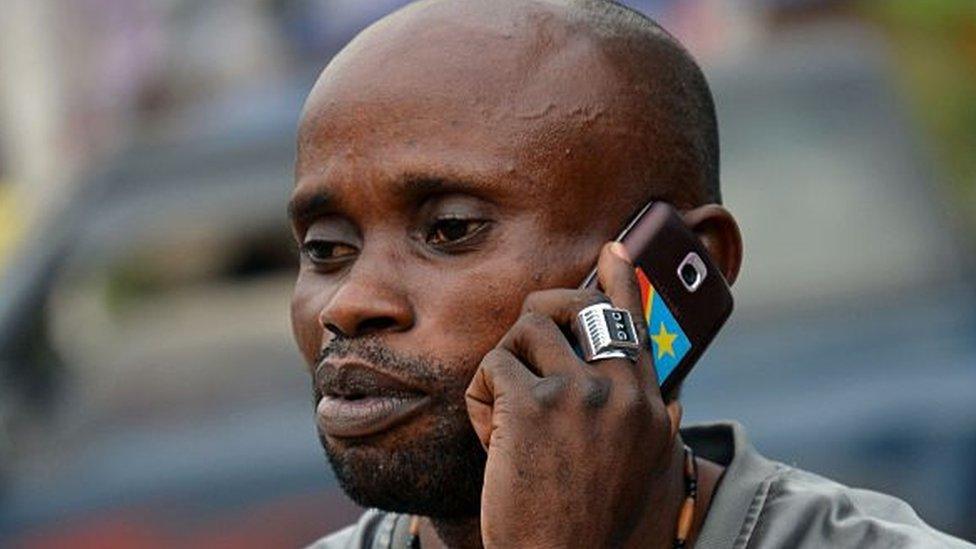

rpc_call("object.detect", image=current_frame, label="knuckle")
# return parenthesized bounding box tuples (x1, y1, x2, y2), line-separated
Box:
(481, 348, 512, 370)
(482, 347, 505, 363)
(579, 374, 612, 409)
(520, 291, 541, 315)
(616, 383, 650, 422)
(531, 375, 569, 410)
(520, 311, 551, 331)
(641, 397, 670, 434)
(511, 312, 549, 346)
(520, 289, 554, 314)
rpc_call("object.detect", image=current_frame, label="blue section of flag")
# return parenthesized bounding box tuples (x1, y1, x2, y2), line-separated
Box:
(647, 291, 691, 385)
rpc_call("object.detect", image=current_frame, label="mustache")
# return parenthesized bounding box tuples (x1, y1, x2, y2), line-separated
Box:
(316, 336, 441, 382)
(313, 336, 452, 400)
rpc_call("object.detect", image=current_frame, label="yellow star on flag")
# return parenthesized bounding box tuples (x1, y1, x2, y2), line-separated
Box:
(650, 321, 677, 360)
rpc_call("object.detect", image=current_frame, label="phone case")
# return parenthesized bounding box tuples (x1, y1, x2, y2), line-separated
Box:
(584, 202, 733, 396)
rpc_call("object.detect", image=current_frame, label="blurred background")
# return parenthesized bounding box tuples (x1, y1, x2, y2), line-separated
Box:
(0, 0, 974, 546)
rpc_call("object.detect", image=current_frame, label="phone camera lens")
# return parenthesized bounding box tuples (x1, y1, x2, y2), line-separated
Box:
(677, 252, 707, 292)
(680, 263, 700, 287)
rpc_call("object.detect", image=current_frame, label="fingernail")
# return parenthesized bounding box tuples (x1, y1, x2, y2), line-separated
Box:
(609, 242, 630, 262)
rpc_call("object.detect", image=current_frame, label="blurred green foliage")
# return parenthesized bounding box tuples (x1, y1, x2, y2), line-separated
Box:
(104, 264, 167, 315)
(862, 0, 976, 237)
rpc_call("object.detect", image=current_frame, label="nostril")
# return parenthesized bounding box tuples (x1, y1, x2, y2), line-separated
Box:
(356, 317, 398, 336)
(324, 322, 348, 338)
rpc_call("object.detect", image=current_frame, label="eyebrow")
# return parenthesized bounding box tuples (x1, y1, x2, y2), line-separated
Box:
(394, 175, 474, 201)
(288, 174, 500, 226)
(287, 188, 335, 228)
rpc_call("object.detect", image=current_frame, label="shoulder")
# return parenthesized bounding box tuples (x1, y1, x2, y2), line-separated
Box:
(686, 422, 972, 548)
(745, 465, 973, 548)
(305, 509, 404, 549)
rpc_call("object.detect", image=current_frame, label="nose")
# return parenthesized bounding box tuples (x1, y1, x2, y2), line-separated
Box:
(318, 264, 415, 339)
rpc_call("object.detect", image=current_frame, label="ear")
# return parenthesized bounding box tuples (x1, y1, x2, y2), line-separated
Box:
(666, 399, 683, 440)
(681, 204, 743, 285)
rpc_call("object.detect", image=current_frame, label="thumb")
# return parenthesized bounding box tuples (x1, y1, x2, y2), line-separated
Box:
(597, 242, 645, 328)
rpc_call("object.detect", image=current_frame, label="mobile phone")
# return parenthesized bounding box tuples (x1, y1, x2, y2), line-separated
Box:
(580, 202, 733, 397)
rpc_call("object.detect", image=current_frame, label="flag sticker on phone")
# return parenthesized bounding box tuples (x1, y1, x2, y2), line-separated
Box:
(636, 267, 691, 384)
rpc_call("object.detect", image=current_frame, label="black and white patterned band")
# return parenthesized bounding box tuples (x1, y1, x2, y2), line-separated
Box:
(573, 303, 641, 363)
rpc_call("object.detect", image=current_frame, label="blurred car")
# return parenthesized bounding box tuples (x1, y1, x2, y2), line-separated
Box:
(0, 19, 973, 547)
(0, 73, 363, 547)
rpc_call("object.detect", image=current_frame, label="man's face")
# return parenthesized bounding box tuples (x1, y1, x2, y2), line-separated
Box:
(289, 1, 649, 517)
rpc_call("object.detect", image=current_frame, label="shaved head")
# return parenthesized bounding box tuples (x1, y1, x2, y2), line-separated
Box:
(298, 0, 721, 213)
(565, 0, 721, 203)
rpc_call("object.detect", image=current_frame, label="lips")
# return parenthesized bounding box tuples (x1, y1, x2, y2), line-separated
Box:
(314, 361, 431, 439)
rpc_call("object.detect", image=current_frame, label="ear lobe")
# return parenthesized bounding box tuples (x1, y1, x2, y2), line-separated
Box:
(681, 204, 743, 286)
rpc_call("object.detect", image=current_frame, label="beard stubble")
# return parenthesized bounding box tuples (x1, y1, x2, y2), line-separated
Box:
(315, 336, 487, 518)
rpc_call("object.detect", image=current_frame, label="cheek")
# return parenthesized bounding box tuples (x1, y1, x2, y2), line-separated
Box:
(412, 241, 579, 371)
(291, 272, 329, 369)
(417, 276, 525, 383)
(438, 276, 524, 349)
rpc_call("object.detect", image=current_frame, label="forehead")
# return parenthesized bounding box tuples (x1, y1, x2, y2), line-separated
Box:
(294, 1, 648, 220)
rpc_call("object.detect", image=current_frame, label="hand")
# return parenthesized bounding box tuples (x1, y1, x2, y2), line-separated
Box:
(465, 242, 679, 548)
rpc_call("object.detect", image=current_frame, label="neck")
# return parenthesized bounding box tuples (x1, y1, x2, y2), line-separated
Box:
(624, 437, 725, 549)
(421, 515, 483, 549)
(417, 437, 723, 549)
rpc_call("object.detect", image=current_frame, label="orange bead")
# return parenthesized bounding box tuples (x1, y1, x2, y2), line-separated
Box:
(676, 496, 695, 541)
(409, 515, 421, 536)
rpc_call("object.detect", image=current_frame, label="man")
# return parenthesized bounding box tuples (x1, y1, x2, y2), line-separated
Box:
(289, 0, 971, 547)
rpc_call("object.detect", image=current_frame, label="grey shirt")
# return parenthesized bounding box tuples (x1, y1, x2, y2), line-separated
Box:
(308, 422, 972, 548)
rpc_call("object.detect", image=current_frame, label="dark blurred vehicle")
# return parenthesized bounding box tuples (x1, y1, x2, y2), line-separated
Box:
(0, 20, 973, 547)
(0, 75, 362, 547)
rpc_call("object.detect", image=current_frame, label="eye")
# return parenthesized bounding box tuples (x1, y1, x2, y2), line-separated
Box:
(301, 240, 357, 267)
(426, 218, 488, 247)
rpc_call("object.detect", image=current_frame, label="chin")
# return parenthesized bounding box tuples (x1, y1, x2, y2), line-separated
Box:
(320, 409, 487, 518)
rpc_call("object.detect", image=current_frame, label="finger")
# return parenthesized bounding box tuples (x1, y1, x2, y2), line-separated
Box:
(520, 285, 642, 384)
(596, 242, 644, 324)
(520, 288, 608, 329)
(465, 348, 537, 450)
(596, 242, 660, 393)
(498, 312, 580, 377)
